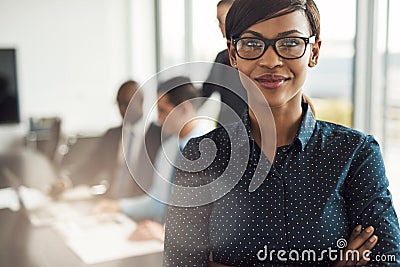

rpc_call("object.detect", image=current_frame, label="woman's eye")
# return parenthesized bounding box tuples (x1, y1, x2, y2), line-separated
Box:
(244, 40, 263, 48)
(280, 38, 301, 47)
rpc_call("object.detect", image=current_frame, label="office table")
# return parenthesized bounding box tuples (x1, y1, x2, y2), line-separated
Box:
(0, 149, 163, 267)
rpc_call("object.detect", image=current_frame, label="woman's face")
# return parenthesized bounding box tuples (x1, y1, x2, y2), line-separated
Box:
(228, 10, 321, 109)
(157, 93, 188, 136)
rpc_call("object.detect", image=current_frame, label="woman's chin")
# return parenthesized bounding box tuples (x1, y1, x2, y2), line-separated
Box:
(248, 93, 302, 110)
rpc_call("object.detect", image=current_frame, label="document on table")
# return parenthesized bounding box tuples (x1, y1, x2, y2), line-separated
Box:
(53, 213, 164, 264)
(0, 187, 20, 211)
(18, 185, 94, 226)
(18, 186, 83, 226)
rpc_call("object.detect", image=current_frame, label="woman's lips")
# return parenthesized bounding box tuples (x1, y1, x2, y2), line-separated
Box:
(255, 74, 288, 90)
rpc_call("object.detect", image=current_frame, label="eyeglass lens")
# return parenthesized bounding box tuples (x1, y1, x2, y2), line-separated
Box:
(236, 37, 307, 59)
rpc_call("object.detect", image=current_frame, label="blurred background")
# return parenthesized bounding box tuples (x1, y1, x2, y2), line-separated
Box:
(1, 1, 399, 266)
(0, 0, 399, 208)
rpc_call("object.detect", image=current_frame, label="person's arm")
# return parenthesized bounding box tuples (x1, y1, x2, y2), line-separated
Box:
(93, 181, 167, 221)
(119, 193, 165, 222)
(128, 220, 165, 242)
(345, 135, 400, 265)
(209, 225, 379, 267)
(163, 138, 214, 267)
(202, 50, 229, 98)
(120, 137, 176, 222)
(163, 197, 213, 266)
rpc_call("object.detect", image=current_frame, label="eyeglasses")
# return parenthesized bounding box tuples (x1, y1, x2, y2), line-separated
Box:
(232, 36, 316, 60)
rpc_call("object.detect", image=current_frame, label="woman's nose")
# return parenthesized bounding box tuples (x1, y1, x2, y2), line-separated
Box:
(258, 46, 283, 69)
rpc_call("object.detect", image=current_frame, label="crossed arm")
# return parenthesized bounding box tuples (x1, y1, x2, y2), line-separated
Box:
(209, 225, 378, 266)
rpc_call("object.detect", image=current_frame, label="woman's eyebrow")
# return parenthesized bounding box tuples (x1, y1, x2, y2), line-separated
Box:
(240, 30, 264, 38)
(276, 30, 304, 38)
(240, 29, 304, 38)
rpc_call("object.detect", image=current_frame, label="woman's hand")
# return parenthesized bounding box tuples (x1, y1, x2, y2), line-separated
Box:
(209, 225, 378, 267)
(333, 225, 378, 266)
(47, 177, 72, 198)
(92, 199, 121, 214)
(128, 220, 165, 242)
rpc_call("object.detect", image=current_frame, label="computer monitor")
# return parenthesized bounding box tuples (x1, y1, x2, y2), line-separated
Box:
(0, 48, 20, 124)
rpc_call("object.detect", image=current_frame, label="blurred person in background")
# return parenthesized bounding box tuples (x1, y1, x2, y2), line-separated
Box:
(202, 0, 248, 125)
(49, 80, 151, 198)
(94, 76, 214, 241)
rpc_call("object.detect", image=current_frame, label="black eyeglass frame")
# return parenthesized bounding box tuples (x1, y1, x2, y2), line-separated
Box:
(231, 35, 316, 60)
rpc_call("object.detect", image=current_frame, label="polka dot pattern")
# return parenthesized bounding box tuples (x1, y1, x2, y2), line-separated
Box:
(163, 104, 400, 266)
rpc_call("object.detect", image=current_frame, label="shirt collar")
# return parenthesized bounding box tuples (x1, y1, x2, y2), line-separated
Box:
(232, 109, 253, 149)
(235, 102, 316, 151)
(295, 102, 316, 151)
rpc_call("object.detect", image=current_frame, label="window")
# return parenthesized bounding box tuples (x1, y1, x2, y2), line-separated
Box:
(384, 0, 400, 209)
(157, 0, 224, 71)
(158, 0, 185, 70)
(155, 0, 400, 211)
(191, 0, 226, 62)
(304, 0, 356, 127)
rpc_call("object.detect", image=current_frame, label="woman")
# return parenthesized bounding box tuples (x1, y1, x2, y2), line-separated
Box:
(163, 0, 400, 266)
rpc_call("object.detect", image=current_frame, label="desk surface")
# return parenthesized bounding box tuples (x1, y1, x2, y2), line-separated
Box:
(0, 149, 163, 267)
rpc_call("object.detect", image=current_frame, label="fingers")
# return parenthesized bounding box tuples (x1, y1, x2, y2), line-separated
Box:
(346, 226, 375, 250)
(348, 224, 362, 243)
(347, 235, 378, 266)
(356, 235, 378, 265)
(128, 227, 151, 241)
(47, 178, 69, 197)
(333, 225, 378, 267)
(129, 220, 165, 242)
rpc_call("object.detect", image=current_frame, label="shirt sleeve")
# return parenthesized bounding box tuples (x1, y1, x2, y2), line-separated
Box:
(119, 143, 174, 223)
(163, 138, 213, 267)
(119, 194, 165, 222)
(345, 135, 400, 265)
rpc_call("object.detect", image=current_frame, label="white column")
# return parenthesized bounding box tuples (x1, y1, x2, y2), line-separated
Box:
(353, 0, 388, 143)
(129, 0, 158, 122)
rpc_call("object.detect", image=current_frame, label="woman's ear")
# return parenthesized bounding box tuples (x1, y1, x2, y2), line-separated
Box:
(227, 40, 238, 68)
(308, 38, 322, 68)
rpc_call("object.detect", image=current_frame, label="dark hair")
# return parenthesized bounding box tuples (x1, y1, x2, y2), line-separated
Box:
(217, 0, 234, 7)
(157, 76, 201, 108)
(225, 0, 320, 40)
(117, 80, 139, 100)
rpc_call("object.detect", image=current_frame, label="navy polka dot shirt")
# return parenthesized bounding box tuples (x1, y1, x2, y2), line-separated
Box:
(163, 103, 400, 266)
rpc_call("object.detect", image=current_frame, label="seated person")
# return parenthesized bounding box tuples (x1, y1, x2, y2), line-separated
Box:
(94, 76, 215, 231)
(50, 80, 152, 198)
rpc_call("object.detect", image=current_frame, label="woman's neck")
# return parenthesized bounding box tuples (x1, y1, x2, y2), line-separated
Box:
(249, 95, 303, 149)
(272, 104, 303, 147)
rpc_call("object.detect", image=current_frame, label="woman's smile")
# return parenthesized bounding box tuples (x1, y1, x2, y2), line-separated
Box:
(229, 10, 318, 108)
(255, 73, 290, 90)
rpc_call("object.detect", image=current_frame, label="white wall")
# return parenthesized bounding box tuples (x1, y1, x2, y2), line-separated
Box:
(0, 0, 157, 147)
(129, 0, 157, 121)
